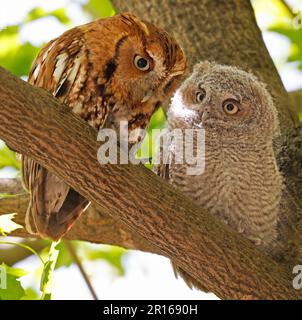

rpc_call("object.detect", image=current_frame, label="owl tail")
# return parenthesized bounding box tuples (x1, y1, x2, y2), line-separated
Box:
(22, 156, 90, 241)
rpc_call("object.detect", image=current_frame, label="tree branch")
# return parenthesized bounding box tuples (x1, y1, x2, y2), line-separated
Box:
(289, 89, 302, 114)
(63, 240, 99, 300)
(0, 238, 45, 265)
(111, 1, 302, 266)
(1, 0, 302, 299)
(0, 180, 156, 254)
(111, 0, 302, 293)
(0, 179, 24, 194)
(0, 66, 301, 299)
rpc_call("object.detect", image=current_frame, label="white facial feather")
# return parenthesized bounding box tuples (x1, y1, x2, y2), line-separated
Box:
(169, 90, 198, 121)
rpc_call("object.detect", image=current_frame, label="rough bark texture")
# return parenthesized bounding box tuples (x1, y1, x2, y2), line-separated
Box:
(0, 67, 302, 299)
(289, 89, 302, 114)
(1, 0, 302, 299)
(112, 0, 302, 283)
(0, 184, 156, 254)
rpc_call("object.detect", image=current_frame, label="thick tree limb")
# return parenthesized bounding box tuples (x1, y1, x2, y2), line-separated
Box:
(0, 67, 301, 299)
(0, 181, 157, 254)
(289, 89, 302, 114)
(112, 1, 302, 264)
(112, 0, 302, 285)
(1, 0, 302, 299)
(0, 179, 24, 194)
(0, 238, 45, 265)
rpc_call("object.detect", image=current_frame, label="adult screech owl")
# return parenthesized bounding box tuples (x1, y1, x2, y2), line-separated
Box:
(155, 61, 282, 290)
(22, 13, 186, 240)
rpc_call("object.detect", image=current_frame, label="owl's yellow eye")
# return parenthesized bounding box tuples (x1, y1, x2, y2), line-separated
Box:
(134, 55, 150, 71)
(223, 100, 240, 115)
(196, 88, 206, 103)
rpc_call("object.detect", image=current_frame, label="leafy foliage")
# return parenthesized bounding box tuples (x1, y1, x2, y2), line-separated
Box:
(84, 0, 115, 18)
(0, 213, 22, 235)
(270, 25, 302, 69)
(25, 7, 70, 25)
(40, 242, 60, 300)
(81, 243, 127, 276)
(0, 264, 27, 300)
(0, 145, 20, 170)
(0, 6, 71, 77)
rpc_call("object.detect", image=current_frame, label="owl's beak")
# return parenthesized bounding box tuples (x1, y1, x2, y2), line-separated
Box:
(141, 90, 154, 103)
(200, 107, 211, 124)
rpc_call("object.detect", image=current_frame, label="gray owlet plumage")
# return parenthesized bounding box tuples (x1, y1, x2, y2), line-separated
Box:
(154, 61, 283, 291)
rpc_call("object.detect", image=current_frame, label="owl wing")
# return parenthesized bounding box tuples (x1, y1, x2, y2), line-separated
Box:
(22, 28, 93, 240)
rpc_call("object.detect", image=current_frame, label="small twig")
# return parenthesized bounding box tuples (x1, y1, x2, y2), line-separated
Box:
(63, 240, 99, 300)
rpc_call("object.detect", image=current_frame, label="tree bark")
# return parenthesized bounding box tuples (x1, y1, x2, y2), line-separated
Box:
(289, 89, 302, 114)
(0, 67, 301, 299)
(0, 239, 45, 265)
(1, 0, 302, 299)
(0, 179, 24, 194)
(0, 181, 157, 254)
(112, 0, 302, 280)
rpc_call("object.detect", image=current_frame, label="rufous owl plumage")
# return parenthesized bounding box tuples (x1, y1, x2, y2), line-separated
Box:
(154, 61, 282, 291)
(22, 13, 186, 240)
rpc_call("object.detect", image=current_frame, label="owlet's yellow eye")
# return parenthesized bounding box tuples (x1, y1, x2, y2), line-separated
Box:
(222, 99, 240, 115)
(134, 55, 150, 71)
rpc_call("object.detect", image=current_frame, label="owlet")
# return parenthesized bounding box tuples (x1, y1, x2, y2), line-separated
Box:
(155, 61, 282, 290)
(22, 13, 186, 240)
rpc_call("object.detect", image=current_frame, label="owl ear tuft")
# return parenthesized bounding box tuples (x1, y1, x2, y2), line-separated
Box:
(120, 12, 150, 36)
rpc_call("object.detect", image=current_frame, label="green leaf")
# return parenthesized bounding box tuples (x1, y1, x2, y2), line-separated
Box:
(0, 193, 17, 199)
(0, 41, 40, 77)
(25, 7, 48, 23)
(50, 8, 71, 25)
(2, 264, 28, 278)
(0, 213, 23, 235)
(0, 145, 21, 170)
(83, 0, 115, 19)
(0, 25, 19, 37)
(25, 7, 70, 25)
(85, 245, 126, 276)
(0, 263, 26, 300)
(21, 288, 40, 300)
(269, 25, 302, 68)
(40, 241, 60, 300)
(54, 242, 74, 269)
